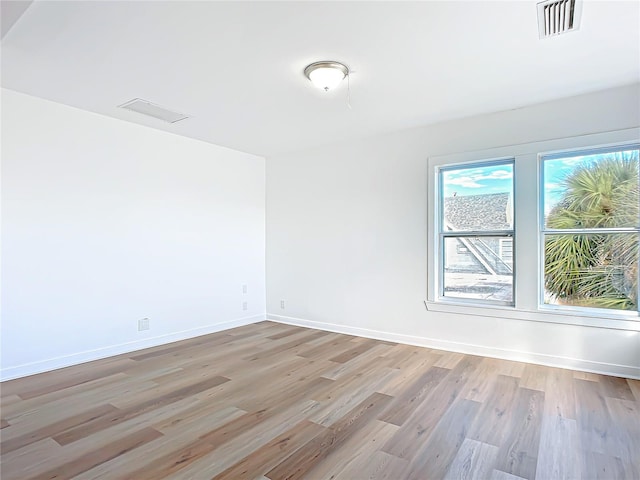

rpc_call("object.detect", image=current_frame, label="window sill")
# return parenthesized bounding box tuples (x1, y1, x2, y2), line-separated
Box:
(425, 300, 640, 332)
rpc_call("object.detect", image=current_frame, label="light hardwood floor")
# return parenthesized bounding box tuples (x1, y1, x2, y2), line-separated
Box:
(1, 321, 638, 479)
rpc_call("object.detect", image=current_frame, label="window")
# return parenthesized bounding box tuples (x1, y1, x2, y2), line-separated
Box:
(438, 160, 514, 306)
(427, 128, 640, 328)
(541, 145, 639, 313)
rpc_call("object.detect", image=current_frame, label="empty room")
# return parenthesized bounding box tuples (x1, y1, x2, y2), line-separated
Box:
(1, 1, 639, 479)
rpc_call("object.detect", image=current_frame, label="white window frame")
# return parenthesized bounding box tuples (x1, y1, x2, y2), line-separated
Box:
(437, 158, 515, 307)
(539, 143, 640, 317)
(427, 127, 640, 332)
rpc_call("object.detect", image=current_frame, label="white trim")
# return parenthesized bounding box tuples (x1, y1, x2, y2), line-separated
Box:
(428, 128, 640, 167)
(425, 301, 640, 331)
(427, 128, 640, 328)
(267, 313, 640, 380)
(0, 314, 265, 381)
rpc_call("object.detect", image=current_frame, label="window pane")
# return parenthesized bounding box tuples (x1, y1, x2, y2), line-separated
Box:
(442, 162, 513, 232)
(544, 232, 638, 311)
(443, 236, 513, 303)
(543, 148, 639, 229)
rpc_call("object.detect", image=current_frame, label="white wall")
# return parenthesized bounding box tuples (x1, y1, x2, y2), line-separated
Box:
(266, 84, 640, 378)
(4, 84, 639, 381)
(1, 89, 266, 380)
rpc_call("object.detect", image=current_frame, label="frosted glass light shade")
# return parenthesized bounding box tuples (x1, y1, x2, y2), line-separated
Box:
(304, 61, 349, 91)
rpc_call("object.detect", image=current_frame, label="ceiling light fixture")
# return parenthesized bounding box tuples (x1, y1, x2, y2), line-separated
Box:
(304, 61, 349, 92)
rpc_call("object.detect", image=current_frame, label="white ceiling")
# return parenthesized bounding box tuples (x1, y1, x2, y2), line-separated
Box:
(1, 1, 639, 157)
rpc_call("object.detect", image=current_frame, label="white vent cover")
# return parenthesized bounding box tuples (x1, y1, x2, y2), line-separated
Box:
(537, 0, 582, 38)
(118, 98, 189, 123)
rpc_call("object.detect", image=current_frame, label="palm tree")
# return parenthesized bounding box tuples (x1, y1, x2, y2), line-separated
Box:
(544, 151, 639, 310)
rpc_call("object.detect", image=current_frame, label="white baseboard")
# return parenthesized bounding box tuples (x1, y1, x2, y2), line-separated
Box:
(0, 314, 265, 382)
(267, 313, 640, 380)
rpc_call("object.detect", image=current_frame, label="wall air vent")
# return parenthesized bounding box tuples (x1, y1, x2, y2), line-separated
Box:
(537, 0, 582, 38)
(118, 98, 189, 123)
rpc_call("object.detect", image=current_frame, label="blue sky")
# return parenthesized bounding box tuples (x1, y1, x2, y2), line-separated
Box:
(443, 149, 639, 214)
(543, 156, 587, 211)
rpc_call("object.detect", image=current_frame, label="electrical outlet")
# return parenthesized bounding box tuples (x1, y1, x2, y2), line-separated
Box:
(242, 301, 248, 311)
(280, 300, 285, 309)
(242, 284, 248, 294)
(138, 318, 150, 331)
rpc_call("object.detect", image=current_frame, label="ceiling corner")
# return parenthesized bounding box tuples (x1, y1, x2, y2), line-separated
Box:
(1, 0, 34, 39)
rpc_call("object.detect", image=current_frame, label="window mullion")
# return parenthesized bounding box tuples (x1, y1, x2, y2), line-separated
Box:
(542, 227, 639, 235)
(441, 230, 514, 237)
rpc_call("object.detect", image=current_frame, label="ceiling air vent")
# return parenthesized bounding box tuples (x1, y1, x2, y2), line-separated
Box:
(118, 98, 189, 123)
(537, 0, 582, 38)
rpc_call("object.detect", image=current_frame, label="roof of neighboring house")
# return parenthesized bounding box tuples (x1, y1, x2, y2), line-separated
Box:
(443, 192, 511, 231)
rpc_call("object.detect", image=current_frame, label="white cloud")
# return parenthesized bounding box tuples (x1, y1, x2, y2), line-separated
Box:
(444, 166, 513, 191)
(445, 176, 484, 188)
(473, 169, 513, 180)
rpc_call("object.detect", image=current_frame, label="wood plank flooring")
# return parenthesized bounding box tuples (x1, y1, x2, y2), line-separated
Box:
(1, 321, 638, 479)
